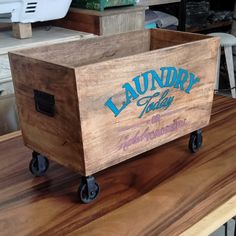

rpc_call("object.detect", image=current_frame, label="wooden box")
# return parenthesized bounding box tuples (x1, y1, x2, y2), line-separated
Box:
(54, 6, 145, 36)
(71, 0, 136, 11)
(9, 29, 219, 177)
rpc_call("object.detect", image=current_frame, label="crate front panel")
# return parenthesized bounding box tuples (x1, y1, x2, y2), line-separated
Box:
(77, 38, 219, 175)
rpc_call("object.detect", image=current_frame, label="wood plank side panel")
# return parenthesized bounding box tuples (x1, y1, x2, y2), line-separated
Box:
(77, 37, 220, 175)
(15, 30, 151, 68)
(100, 10, 145, 35)
(54, 7, 145, 36)
(8, 53, 85, 174)
(54, 11, 100, 35)
(150, 29, 210, 50)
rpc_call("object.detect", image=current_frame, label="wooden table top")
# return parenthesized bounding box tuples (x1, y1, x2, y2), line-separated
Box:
(0, 95, 236, 236)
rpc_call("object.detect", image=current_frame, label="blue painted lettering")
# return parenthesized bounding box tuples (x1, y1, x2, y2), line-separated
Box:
(133, 74, 149, 95)
(137, 90, 174, 118)
(104, 97, 126, 117)
(104, 67, 200, 118)
(174, 68, 189, 91)
(122, 83, 139, 106)
(162, 67, 178, 87)
(185, 73, 200, 93)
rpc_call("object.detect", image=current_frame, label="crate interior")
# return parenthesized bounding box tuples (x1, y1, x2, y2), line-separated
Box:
(18, 29, 209, 68)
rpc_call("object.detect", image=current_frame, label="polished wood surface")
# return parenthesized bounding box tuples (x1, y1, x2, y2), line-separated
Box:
(0, 95, 236, 235)
(9, 29, 219, 176)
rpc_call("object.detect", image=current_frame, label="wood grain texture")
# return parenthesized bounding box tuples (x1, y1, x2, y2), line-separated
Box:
(9, 29, 220, 176)
(62, 96, 236, 236)
(54, 11, 100, 35)
(54, 6, 145, 35)
(12, 30, 150, 68)
(0, 95, 235, 236)
(150, 28, 209, 50)
(8, 54, 85, 174)
(75, 31, 219, 175)
(99, 9, 145, 35)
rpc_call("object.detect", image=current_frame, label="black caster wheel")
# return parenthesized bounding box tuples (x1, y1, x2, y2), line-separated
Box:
(78, 176, 100, 204)
(189, 130, 203, 153)
(29, 151, 49, 177)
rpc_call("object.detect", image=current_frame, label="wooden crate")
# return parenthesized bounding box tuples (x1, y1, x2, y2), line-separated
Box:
(55, 6, 145, 36)
(9, 29, 220, 177)
(72, 0, 136, 11)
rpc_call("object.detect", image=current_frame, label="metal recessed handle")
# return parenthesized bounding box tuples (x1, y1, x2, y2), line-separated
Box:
(34, 90, 55, 117)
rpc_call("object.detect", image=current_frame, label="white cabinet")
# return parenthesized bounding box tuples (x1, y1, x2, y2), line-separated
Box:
(0, 26, 94, 95)
(0, 54, 13, 95)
